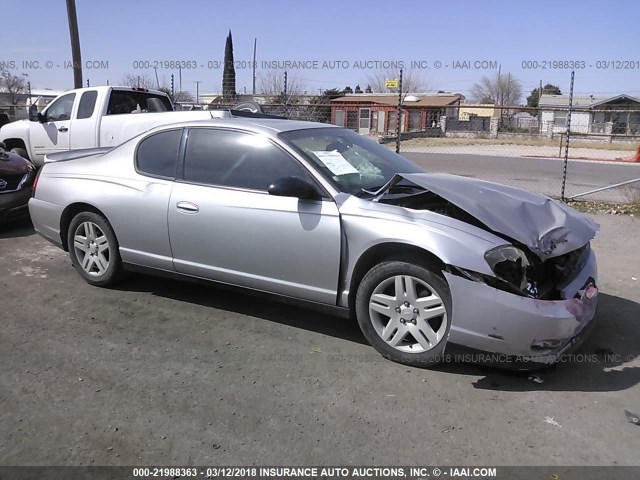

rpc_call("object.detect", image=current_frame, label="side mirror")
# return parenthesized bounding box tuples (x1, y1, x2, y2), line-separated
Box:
(268, 176, 321, 199)
(28, 104, 39, 122)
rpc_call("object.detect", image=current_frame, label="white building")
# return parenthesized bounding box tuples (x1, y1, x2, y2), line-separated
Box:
(539, 93, 640, 135)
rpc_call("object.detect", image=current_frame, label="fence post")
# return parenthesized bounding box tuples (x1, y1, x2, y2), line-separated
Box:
(558, 133, 563, 158)
(560, 70, 575, 201)
(395, 68, 403, 154)
(604, 121, 614, 143)
(439, 115, 447, 134)
(545, 120, 554, 138)
(489, 117, 499, 139)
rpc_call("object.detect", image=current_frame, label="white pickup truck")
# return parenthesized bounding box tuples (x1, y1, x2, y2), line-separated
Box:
(0, 86, 217, 167)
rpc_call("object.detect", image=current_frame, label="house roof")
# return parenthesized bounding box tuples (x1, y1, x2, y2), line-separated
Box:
(331, 93, 463, 107)
(539, 93, 640, 108)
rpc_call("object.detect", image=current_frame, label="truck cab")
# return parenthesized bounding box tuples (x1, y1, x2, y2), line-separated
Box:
(0, 86, 208, 167)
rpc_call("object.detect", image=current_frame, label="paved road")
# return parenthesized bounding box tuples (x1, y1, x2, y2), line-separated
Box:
(1, 216, 639, 466)
(403, 153, 640, 203)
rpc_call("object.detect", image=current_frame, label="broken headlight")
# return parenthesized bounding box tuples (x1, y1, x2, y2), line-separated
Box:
(484, 245, 530, 291)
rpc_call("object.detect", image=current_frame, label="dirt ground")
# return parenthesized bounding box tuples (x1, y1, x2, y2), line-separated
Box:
(0, 213, 639, 466)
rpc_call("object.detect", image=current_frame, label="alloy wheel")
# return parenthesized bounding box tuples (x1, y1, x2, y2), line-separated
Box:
(368, 275, 448, 353)
(73, 221, 111, 276)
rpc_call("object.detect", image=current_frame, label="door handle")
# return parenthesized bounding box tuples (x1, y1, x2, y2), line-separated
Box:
(176, 201, 199, 214)
(57, 126, 68, 132)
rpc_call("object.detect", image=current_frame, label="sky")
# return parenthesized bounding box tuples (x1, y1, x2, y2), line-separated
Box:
(1, 0, 639, 101)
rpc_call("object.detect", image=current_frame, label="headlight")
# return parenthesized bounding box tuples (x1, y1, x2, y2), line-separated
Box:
(484, 245, 530, 290)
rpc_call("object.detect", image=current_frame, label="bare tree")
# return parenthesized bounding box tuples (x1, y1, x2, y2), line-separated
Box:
(121, 73, 158, 89)
(173, 90, 194, 103)
(258, 70, 307, 99)
(470, 72, 523, 106)
(0, 69, 28, 105)
(120, 73, 193, 105)
(365, 69, 428, 95)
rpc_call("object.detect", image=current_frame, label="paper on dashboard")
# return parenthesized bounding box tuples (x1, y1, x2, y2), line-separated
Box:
(312, 150, 359, 176)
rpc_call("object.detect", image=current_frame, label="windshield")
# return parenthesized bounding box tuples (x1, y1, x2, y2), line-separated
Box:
(279, 128, 424, 195)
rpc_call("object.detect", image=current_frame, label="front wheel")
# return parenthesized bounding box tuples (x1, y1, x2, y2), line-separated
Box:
(355, 261, 452, 367)
(10, 147, 29, 160)
(67, 212, 125, 287)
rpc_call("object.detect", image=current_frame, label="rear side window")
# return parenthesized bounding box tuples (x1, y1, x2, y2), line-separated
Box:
(107, 90, 172, 114)
(76, 90, 98, 119)
(183, 128, 312, 190)
(136, 129, 182, 179)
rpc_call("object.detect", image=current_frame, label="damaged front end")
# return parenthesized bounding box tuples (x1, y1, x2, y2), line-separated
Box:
(370, 173, 599, 362)
(452, 241, 593, 301)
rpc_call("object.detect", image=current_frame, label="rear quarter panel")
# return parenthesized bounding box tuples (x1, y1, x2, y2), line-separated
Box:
(33, 141, 175, 270)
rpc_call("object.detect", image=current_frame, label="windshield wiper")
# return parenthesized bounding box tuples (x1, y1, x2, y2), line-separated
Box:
(359, 175, 402, 201)
(361, 175, 427, 201)
(360, 185, 386, 196)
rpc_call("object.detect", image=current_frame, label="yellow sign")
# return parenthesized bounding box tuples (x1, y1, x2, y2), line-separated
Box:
(385, 79, 398, 88)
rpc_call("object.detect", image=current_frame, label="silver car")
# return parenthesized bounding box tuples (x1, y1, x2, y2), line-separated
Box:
(29, 119, 599, 368)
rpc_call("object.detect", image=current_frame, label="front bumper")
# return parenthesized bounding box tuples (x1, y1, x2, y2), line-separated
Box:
(445, 248, 598, 365)
(0, 187, 32, 223)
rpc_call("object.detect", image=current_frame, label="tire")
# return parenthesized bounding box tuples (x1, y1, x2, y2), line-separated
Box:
(67, 212, 125, 287)
(11, 147, 29, 160)
(355, 261, 452, 367)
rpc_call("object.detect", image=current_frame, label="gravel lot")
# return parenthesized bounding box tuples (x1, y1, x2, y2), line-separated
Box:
(1, 213, 639, 466)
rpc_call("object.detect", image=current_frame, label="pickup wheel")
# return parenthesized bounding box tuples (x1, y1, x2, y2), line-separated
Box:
(11, 147, 29, 160)
(67, 212, 125, 287)
(355, 261, 452, 368)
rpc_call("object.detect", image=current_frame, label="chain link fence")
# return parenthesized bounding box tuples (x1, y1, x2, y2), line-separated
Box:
(179, 88, 640, 205)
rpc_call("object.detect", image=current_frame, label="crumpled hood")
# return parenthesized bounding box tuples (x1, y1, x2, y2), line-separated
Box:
(395, 173, 599, 260)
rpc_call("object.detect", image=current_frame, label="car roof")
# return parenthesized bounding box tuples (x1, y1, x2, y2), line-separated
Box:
(59, 85, 169, 96)
(147, 117, 341, 135)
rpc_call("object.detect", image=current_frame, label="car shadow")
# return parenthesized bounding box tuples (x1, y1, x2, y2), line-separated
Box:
(117, 273, 640, 392)
(0, 216, 35, 238)
(116, 273, 369, 346)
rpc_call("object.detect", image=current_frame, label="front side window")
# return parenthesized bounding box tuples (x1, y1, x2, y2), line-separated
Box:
(183, 129, 313, 191)
(136, 129, 182, 178)
(280, 127, 423, 195)
(46, 93, 76, 121)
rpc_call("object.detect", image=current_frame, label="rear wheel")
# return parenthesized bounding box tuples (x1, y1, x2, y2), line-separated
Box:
(67, 212, 125, 287)
(355, 261, 452, 367)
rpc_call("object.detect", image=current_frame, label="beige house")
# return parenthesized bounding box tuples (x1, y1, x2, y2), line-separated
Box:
(457, 104, 500, 121)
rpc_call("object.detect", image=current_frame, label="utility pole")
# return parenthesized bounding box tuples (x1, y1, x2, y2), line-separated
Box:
(66, 0, 83, 88)
(539, 79, 543, 134)
(195, 80, 201, 105)
(497, 64, 501, 106)
(252, 38, 257, 95)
